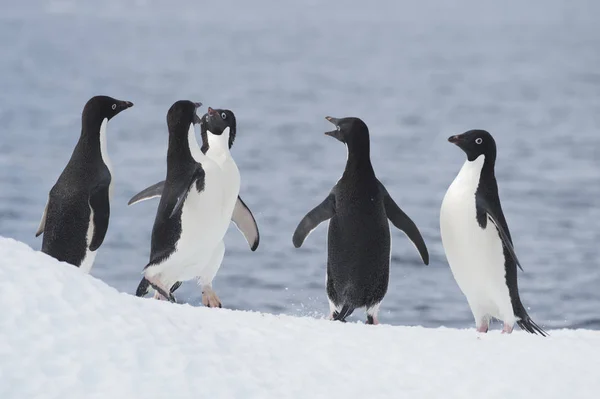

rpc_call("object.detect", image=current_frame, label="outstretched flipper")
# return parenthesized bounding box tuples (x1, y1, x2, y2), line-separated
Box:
(127, 180, 165, 206)
(35, 198, 49, 237)
(232, 196, 260, 251)
(475, 194, 523, 272)
(89, 182, 111, 251)
(379, 183, 429, 265)
(292, 194, 336, 248)
(169, 167, 205, 219)
(129, 183, 260, 251)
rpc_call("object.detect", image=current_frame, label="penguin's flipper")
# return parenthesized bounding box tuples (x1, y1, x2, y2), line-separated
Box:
(89, 182, 111, 252)
(128, 181, 165, 205)
(232, 196, 260, 251)
(380, 183, 429, 265)
(35, 198, 49, 237)
(475, 195, 524, 272)
(169, 167, 205, 219)
(292, 194, 336, 248)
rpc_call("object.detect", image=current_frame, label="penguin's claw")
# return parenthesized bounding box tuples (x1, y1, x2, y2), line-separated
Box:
(476, 325, 489, 333)
(202, 286, 222, 308)
(146, 279, 177, 303)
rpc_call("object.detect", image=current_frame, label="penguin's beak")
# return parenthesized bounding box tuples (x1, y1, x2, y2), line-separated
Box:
(205, 107, 227, 131)
(120, 101, 134, 110)
(324, 116, 344, 142)
(193, 102, 202, 124)
(448, 135, 462, 145)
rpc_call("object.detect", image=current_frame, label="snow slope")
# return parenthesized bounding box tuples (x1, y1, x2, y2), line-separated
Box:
(0, 237, 598, 399)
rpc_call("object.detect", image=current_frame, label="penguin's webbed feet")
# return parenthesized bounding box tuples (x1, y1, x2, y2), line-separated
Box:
(365, 315, 379, 325)
(201, 285, 222, 308)
(501, 323, 514, 334)
(146, 278, 177, 303)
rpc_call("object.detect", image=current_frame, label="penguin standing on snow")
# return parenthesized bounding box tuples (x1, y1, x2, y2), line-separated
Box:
(139, 100, 232, 303)
(440, 129, 547, 336)
(292, 116, 429, 324)
(129, 107, 259, 306)
(36, 95, 133, 272)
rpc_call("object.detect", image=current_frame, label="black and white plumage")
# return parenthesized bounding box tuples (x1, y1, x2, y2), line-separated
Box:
(129, 107, 259, 306)
(440, 129, 547, 336)
(139, 100, 235, 303)
(36, 95, 133, 272)
(292, 116, 429, 324)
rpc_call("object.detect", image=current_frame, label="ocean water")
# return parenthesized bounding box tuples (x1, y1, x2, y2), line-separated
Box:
(1, 0, 599, 330)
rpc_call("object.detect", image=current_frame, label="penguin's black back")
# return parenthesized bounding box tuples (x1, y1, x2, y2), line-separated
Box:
(42, 134, 110, 266)
(145, 100, 204, 268)
(326, 163, 391, 310)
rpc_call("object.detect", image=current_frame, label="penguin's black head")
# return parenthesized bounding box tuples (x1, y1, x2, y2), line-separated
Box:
(448, 129, 496, 162)
(201, 107, 237, 149)
(82, 95, 134, 124)
(324, 116, 369, 145)
(166, 100, 203, 133)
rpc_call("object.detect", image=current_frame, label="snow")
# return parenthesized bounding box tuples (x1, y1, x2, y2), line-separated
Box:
(0, 236, 598, 399)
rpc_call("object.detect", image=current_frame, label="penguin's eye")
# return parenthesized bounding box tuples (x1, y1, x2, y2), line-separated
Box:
(221, 112, 227, 119)
(336, 126, 341, 131)
(475, 138, 483, 145)
(111, 104, 116, 110)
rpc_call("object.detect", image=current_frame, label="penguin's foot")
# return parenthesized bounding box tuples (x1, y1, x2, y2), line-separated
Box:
(476, 324, 489, 333)
(201, 285, 222, 308)
(146, 277, 176, 303)
(501, 323, 514, 334)
(366, 315, 379, 325)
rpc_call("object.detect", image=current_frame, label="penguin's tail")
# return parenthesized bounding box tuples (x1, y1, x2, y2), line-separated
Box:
(135, 277, 150, 297)
(517, 317, 548, 337)
(332, 305, 354, 322)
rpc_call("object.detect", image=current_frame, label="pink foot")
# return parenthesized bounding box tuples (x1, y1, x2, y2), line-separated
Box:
(476, 325, 489, 333)
(366, 315, 379, 325)
(502, 323, 514, 334)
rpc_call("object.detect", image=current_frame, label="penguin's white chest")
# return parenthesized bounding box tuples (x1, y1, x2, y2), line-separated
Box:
(99, 118, 114, 198)
(440, 156, 513, 320)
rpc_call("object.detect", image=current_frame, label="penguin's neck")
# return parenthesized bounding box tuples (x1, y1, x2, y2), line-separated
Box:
(454, 154, 495, 191)
(168, 123, 203, 165)
(206, 128, 232, 158)
(79, 118, 111, 172)
(343, 141, 374, 177)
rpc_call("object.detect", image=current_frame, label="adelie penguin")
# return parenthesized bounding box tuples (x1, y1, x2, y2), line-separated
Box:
(35, 95, 133, 272)
(440, 129, 547, 336)
(292, 116, 429, 324)
(129, 107, 259, 306)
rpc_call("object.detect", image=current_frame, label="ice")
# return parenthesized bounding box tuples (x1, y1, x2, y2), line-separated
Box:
(0, 236, 598, 398)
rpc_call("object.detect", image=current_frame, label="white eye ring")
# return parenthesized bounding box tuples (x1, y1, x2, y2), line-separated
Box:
(475, 138, 483, 144)
(221, 112, 227, 119)
(336, 126, 341, 131)
(111, 104, 116, 110)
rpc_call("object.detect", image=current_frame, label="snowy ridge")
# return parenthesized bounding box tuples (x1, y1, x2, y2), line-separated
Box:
(0, 236, 598, 399)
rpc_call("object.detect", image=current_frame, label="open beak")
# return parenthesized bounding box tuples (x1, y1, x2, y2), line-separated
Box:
(324, 116, 344, 142)
(193, 101, 203, 124)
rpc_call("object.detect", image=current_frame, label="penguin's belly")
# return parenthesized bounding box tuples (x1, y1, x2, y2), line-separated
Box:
(155, 181, 224, 284)
(216, 158, 240, 235)
(440, 185, 513, 320)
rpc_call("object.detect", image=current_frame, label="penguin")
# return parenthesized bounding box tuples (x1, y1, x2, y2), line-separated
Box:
(35, 95, 133, 272)
(440, 129, 547, 336)
(292, 116, 429, 324)
(129, 107, 259, 306)
(139, 100, 230, 304)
